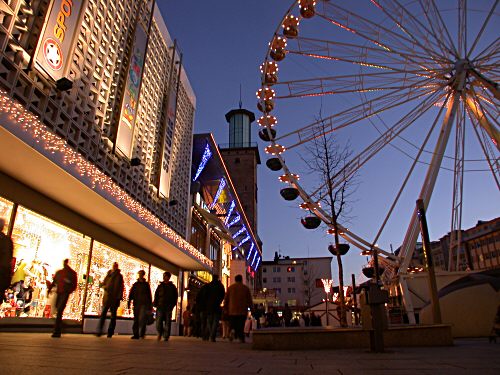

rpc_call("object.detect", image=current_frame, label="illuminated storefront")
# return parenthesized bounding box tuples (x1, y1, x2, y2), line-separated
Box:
(0, 196, 177, 322)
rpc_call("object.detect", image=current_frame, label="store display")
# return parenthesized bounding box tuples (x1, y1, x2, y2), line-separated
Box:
(0, 196, 179, 324)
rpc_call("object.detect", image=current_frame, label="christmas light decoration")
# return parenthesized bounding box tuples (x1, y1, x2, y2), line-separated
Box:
(246, 242, 255, 260)
(254, 256, 261, 270)
(238, 235, 251, 247)
(224, 200, 236, 225)
(232, 225, 247, 239)
(251, 249, 258, 267)
(0, 90, 213, 268)
(227, 214, 241, 228)
(193, 143, 212, 181)
(210, 177, 226, 208)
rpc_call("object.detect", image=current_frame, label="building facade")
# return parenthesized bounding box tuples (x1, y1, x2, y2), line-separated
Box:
(189, 133, 262, 298)
(261, 254, 332, 310)
(0, 1, 209, 327)
(409, 217, 500, 272)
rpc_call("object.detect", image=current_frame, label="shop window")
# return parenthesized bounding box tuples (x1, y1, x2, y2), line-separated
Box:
(85, 241, 148, 318)
(0, 197, 14, 234)
(4, 206, 91, 320)
(150, 265, 178, 319)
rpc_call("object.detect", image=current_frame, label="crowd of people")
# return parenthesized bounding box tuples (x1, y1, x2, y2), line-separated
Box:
(1, 222, 325, 342)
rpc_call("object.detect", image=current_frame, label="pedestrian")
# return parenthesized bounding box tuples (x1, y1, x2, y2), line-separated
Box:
(254, 303, 265, 329)
(283, 303, 293, 327)
(195, 283, 208, 339)
(200, 275, 225, 342)
(303, 312, 310, 327)
(96, 262, 124, 338)
(128, 270, 152, 339)
(182, 305, 192, 336)
(153, 271, 178, 341)
(0, 218, 14, 303)
(221, 308, 231, 339)
(223, 274, 253, 343)
(51, 259, 77, 338)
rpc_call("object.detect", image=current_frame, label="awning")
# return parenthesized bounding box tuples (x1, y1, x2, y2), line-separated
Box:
(0, 101, 211, 271)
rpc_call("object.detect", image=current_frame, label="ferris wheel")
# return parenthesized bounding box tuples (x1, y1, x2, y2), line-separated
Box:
(258, 0, 499, 294)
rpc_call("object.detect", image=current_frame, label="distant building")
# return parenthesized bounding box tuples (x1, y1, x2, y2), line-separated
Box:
(261, 254, 332, 310)
(409, 217, 499, 271)
(219, 107, 262, 288)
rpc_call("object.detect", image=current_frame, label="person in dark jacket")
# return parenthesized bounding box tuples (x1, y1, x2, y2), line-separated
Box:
(0, 218, 13, 303)
(128, 270, 152, 339)
(96, 262, 124, 338)
(51, 259, 77, 338)
(153, 271, 178, 341)
(199, 275, 225, 342)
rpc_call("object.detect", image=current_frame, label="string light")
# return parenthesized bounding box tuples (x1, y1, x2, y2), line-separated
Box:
(193, 143, 212, 181)
(0, 90, 213, 268)
(224, 200, 236, 225)
(210, 177, 226, 208)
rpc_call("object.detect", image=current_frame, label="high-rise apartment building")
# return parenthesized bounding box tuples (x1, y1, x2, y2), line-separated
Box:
(0, 0, 209, 329)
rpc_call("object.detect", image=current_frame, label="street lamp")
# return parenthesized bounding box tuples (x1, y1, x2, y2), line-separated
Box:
(321, 278, 333, 326)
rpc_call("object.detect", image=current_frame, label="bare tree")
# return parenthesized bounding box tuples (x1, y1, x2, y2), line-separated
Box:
(301, 263, 321, 308)
(302, 119, 358, 327)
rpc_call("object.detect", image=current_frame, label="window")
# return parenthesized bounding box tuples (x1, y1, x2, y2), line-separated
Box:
(235, 158, 240, 164)
(273, 266, 281, 273)
(275, 288, 281, 294)
(287, 288, 296, 293)
(272, 277, 281, 283)
(287, 277, 295, 283)
(263, 277, 267, 283)
(263, 267, 267, 273)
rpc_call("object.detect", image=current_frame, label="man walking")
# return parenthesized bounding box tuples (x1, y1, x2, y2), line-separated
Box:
(128, 270, 152, 339)
(96, 262, 124, 338)
(224, 274, 253, 343)
(51, 259, 77, 338)
(153, 271, 178, 341)
(201, 275, 225, 342)
(0, 218, 13, 302)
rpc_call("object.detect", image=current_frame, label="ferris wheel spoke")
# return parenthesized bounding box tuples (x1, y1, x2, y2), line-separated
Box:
(318, 4, 444, 71)
(464, 104, 500, 190)
(420, 0, 460, 59)
(465, 87, 500, 150)
(367, 90, 453, 254)
(371, 0, 456, 64)
(467, 0, 499, 59)
(274, 71, 439, 99)
(308, 88, 448, 200)
(278, 81, 442, 149)
(286, 36, 449, 73)
(472, 37, 499, 63)
(458, 0, 467, 57)
(449, 103, 466, 271)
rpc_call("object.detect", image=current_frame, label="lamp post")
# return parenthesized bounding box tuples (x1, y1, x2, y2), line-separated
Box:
(321, 279, 333, 326)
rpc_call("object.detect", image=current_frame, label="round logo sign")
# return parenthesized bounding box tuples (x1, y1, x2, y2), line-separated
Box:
(43, 38, 63, 71)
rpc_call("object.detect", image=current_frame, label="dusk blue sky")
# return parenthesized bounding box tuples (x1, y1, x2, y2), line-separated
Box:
(159, 1, 499, 283)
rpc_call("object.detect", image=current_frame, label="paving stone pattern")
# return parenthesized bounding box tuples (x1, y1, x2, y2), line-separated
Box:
(0, 333, 499, 374)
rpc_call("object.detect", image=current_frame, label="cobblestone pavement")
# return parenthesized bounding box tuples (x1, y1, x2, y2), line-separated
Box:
(0, 333, 499, 374)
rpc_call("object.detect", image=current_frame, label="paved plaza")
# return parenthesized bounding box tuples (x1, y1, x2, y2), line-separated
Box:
(0, 333, 499, 374)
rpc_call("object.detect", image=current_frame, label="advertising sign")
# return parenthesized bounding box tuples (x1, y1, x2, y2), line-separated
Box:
(158, 61, 180, 198)
(115, 24, 148, 158)
(35, 0, 86, 81)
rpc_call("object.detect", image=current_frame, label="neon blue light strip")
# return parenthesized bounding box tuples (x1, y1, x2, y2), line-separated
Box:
(251, 251, 258, 267)
(238, 235, 251, 247)
(227, 214, 240, 228)
(232, 226, 247, 239)
(225, 200, 236, 225)
(254, 256, 261, 270)
(246, 243, 255, 260)
(210, 177, 226, 208)
(193, 143, 212, 181)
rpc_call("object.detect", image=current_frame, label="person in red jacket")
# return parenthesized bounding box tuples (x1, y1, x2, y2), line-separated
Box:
(51, 259, 77, 338)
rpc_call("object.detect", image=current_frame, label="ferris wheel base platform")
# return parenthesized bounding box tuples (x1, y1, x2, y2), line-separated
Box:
(252, 324, 452, 350)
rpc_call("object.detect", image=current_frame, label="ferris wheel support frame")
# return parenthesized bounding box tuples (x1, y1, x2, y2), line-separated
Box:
(398, 65, 468, 324)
